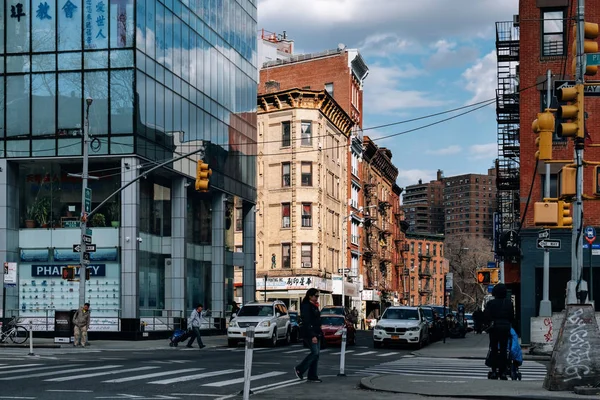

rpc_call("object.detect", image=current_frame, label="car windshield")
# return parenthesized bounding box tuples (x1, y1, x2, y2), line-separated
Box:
(321, 316, 344, 326)
(382, 309, 419, 320)
(321, 307, 344, 315)
(422, 308, 434, 320)
(237, 305, 273, 317)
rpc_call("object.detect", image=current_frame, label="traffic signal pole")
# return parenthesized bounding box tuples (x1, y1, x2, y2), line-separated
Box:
(567, 0, 587, 305)
(540, 69, 552, 317)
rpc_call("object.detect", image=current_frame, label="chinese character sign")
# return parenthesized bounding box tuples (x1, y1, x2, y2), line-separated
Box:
(84, 0, 106, 49)
(10, 3, 26, 22)
(33, 0, 55, 52)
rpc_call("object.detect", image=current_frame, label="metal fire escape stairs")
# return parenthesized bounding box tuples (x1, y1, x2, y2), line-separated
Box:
(290, 118, 297, 268)
(495, 21, 520, 256)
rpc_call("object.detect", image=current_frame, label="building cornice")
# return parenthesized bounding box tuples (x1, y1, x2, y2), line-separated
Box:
(362, 136, 399, 184)
(257, 88, 355, 137)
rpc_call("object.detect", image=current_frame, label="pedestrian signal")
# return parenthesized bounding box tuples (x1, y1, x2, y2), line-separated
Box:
(477, 271, 491, 285)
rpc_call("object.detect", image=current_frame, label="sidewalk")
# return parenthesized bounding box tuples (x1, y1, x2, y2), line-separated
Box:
(360, 333, 599, 399)
(0, 335, 228, 351)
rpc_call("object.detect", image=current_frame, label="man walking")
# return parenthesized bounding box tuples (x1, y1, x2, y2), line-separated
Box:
(72, 303, 91, 347)
(186, 304, 206, 349)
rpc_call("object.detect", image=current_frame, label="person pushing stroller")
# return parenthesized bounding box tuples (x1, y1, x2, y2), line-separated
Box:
(484, 284, 514, 380)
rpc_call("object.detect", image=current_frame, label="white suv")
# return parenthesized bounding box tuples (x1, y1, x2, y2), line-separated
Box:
(373, 306, 429, 348)
(227, 301, 291, 347)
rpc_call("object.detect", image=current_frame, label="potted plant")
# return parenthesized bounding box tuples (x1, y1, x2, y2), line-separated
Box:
(25, 204, 37, 228)
(108, 202, 120, 228)
(91, 213, 106, 227)
(35, 197, 52, 228)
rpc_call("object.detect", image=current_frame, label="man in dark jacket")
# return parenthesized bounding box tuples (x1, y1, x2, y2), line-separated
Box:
(484, 283, 514, 380)
(294, 288, 323, 383)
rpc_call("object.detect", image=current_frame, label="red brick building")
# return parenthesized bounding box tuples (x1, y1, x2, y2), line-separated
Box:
(505, 0, 600, 342)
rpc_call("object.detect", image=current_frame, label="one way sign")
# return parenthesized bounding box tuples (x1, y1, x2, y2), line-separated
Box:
(537, 239, 561, 250)
(73, 244, 97, 253)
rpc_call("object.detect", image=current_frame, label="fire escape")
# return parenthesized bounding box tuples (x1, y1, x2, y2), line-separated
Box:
(363, 180, 380, 289)
(418, 250, 432, 304)
(379, 199, 393, 292)
(495, 20, 520, 256)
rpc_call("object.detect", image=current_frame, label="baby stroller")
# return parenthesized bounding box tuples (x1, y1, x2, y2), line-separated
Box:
(486, 328, 522, 380)
(169, 329, 191, 347)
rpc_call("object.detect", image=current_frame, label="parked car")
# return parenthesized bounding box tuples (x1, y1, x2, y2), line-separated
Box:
(421, 306, 443, 341)
(465, 313, 474, 332)
(320, 306, 348, 318)
(321, 314, 356, 346)
(288, 311, 301, 342)
(227, 301, 291, 347)
(373, 306, 429, 349)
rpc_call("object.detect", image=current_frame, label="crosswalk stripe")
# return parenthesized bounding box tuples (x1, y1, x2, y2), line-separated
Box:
(0, 365, 122, 380)
(0, 364, 82, 375)
(202, 371, 286, 387)
(103, 368, 204, 383)
(283, 349, 308, 354)
(149, 369, 242, 385)
(0, 364, 41, 370)
(331, 350, 355, 355)
(44, 366, 159, 382)
(377, 352, 398, 357)
(354, 351, 377, 356)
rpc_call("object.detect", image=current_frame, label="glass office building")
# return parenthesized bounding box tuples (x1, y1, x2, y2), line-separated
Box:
(0, 0, 257, 334)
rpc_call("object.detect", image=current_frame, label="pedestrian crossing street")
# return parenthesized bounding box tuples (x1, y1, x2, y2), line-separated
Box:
(352, 356, 548, 381)
(212, 344, 403, 358)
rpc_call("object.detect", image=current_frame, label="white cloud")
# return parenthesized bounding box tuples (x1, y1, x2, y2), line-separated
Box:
(462, 51, 498, 104)
(397, 169, 438, 190)
(469, 143, 497, 160)
(426, 145, 462, 155)
(425, 40, 479, 69)
(365, 64, 448, 115)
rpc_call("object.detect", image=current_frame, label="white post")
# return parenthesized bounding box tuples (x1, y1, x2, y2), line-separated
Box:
(28, 320, 34, 356)
(242, 326, 255, 399)
(338, 327, 347, 376)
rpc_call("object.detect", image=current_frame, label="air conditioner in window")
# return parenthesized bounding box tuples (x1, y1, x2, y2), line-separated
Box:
(302, 262, 312, 268)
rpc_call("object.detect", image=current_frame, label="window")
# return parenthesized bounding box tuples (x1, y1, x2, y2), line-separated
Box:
(351, 220, 359, 245)
(282, 162, 290, 187)
(542, 9, 565, 56)
(325, 82, 334, 97)
(301, 244, 312, 267)
(235, 207, 243, 231)
(302, 203, 312, 227)
(351, 152, 359, 177)
(418, 243, 422, 255)
(301, 162, 312, 186)
(281, 203, 291, 228)
(301, 121, 312, 146)
(282, 121, 291, 147)
(351, 183, 359, 209)
(282, 243, 291, 268)
(433, 244, 437, 256)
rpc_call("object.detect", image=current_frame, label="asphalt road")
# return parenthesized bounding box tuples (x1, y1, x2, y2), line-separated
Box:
(0, 331, 416, 400)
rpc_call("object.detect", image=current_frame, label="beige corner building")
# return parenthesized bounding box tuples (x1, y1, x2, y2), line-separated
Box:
(248, 88, 354, 310)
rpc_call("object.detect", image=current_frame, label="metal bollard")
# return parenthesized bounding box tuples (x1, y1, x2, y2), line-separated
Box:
(338, 327, 347, 377)
(28, 321, 34, 356)
(241, 326, 255, 399)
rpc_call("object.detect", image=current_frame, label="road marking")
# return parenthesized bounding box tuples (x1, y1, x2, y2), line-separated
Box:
(202, 371, 286, 387)
(1, 364, 82, 374)
(45, 366, 159, 382)
(283, 349, 308, 354)
(0, 364, 41, 370)
(354, 351, 377, 356)
(104, 368, 204, 383)
(330, 350, 355, 355)
(377, 352, 398, 357)
(0, 397, 36, 399)
(250, 377, 300, 391)
(252, 379, 305, 394)
(0, 365, 122, 380)
(47, 390, 93, 393)
(149, 369, 242, 385)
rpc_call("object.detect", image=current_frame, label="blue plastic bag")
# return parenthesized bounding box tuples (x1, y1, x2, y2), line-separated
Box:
(509, 327, 523, 366)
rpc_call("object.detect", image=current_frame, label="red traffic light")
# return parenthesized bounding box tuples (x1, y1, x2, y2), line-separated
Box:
(62, 268, 69, 280)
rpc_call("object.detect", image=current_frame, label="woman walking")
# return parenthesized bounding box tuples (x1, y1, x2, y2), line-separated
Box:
(294, 288, 323, 383)
(484, 283, 514, 380)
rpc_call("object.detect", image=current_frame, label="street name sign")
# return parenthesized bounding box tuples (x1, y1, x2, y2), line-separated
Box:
(82, 234, 92, 244)
(84, 188, 92, 213)
(537, 239, 561, 250)
(586, 53, 600, 66)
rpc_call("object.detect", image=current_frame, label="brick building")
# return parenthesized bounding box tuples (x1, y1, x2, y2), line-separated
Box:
(443, 169, 497, 239)
(362, 136, 408, 319)
(504, 0, 600, 342)
(253, 88, 354, 310)
(258, 46, 371, 312)
(403, 170, 445, 234)
(404, 233, 447, 306)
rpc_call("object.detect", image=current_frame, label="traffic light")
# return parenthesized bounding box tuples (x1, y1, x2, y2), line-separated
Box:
(534, 201, 558, 226)
(195, 160, 212, 192)
(62, 266, 75, 280)
(490, 269, 500, 285)
(477, 270, 491, 285)
(559, 166, 576, 197)
(532, 110, 554, 160)
(85, 267, 90, 281)
(557, 84, 584, 139)
(571, 23, 600, 76)
(558, 200, 573, 227)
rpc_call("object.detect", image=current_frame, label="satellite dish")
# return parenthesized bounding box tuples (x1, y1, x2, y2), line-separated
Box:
(337, 43, 346, 51)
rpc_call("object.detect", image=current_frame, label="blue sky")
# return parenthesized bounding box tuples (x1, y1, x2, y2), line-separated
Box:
(258, 0, 519, 190)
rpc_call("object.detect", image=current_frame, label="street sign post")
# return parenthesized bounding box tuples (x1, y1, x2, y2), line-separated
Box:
(73, 244, 97, 253)
(84, 188, 92, 213)
(537, 239, 562, 250)
(585, 226, 596, 301)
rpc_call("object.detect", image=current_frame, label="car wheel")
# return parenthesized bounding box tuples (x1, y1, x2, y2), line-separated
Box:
(374, 340, 382, 349)
(284, 328, 291, 345)
(227, 339, 238, 348)
(270, 329, 278, 347)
